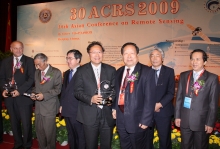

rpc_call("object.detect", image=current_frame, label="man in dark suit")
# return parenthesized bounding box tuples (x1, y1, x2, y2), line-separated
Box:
(0, 41, 35, 149)
(148, 48, 175, 149)
(112, 42, 155, 149)
(60, 49, 85, 149)
(175, 49, 219, 149)
(30, 53, 62, 149)
(74, 41, 116, 149)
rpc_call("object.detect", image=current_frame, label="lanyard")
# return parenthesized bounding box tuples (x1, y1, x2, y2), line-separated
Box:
(186, 70, 205, 95)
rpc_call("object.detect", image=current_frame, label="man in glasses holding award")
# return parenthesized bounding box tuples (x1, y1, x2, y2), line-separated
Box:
(0, 41, 35, 149)
(73, 41, 116, 149)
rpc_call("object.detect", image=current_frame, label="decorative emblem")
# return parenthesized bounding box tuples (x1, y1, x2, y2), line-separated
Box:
(39, 9, 52, 23)
(104, 84, 109, 90)
(204, 0, 220, 13)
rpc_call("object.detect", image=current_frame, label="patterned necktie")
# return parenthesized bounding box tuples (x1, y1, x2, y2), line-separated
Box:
(68, 69, 73, 82)
(13, 58, 19, 72)
(122, 68, 130, 91)
(41, 71, 45, 81)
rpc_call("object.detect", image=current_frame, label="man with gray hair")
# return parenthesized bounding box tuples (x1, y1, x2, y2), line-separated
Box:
(30, 53, 62, 149)
(148, 48, 175, 149)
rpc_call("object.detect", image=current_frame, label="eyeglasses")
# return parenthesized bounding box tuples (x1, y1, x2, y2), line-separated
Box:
(89, 51, 103, 55)
(66, 57, 76, 61)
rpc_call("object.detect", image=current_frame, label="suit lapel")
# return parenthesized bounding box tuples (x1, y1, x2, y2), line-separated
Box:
(86, 63, 97, 85)
(100, 64, 107, 82)
(197, 70, 208, 93)
(65, 70, 70, 87)
(126, 63, 141, 90)
(118, 67, 125, 89)
(46, 65, 53, 76)
(186, 70, 194, 96)
(131, 62, 141, 83)
(157, 65, 165, 85)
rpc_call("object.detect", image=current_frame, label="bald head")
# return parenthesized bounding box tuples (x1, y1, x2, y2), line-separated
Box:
(10, 41, 24, 57)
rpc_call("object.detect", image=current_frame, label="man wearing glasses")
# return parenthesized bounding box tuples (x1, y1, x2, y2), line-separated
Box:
(74, 41, 116, 149)
(60, 50, 85, 149)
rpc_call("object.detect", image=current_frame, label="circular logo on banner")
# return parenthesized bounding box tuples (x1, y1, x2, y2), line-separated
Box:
(39, 9, 52, 23)
(204, 0, 220, 13)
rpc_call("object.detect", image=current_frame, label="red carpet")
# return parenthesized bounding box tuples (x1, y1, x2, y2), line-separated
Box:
(0, 134, 69, 149)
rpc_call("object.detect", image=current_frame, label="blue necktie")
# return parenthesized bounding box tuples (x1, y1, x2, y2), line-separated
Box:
(68, 69, 73, 82)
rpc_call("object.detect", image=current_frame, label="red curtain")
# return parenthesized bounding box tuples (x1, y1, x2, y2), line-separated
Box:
(5, 1, 11, 52)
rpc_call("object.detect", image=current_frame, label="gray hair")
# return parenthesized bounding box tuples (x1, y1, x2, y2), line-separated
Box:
(34, 53, 48, 62)
(149, 47, 165, 59)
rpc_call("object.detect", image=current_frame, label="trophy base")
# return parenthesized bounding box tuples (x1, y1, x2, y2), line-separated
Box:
(98, 100, 112, 105)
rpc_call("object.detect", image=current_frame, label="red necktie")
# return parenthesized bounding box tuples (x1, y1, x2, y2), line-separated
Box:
(119, 68, 130, 113)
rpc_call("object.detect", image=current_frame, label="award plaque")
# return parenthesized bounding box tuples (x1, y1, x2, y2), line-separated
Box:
(95, 80, 114, 105)
(3, 78, 18, 97)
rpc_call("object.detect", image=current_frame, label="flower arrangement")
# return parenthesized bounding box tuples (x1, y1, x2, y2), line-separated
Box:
(56, 117, 68, 145)
(40, 74, 53, 84)
(112, 126, 120, 149)
(14, 61, 24, 74)
(2, 109, 220, 148)
(127, 72, 139, 93)
(192, 79, 205, 96)
(1, 109, 11, 133)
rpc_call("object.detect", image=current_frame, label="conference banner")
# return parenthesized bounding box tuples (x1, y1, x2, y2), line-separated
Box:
(17, 0, 220, 75)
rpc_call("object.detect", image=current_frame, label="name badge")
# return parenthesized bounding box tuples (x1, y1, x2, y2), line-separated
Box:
(183, 97, 191, 109)
(119, 93, 125, 105)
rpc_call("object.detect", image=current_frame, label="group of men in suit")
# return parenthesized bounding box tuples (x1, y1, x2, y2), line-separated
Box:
(0, 40, 219, 149)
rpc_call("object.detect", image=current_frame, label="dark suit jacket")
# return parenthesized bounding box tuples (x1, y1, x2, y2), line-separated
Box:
(154, 65, 175, 117)
(60, 69, 79, 118)
(113, 62, 156, 133)
(175, 70, 219, 131)
(33, 65, 62, 116)
(0, 55, 35, 107)
(74, 62, 116, 127)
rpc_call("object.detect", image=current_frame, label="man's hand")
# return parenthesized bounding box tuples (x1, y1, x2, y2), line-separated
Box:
(2, 90, 9, 97)
(107, 97, 113, 106)
(11, 90, 20, 97)
(205, 125, 213, 134)
(175, 119, 181, 127)
(30, 93, 37, 100)
(91, 95, 102, 104)
(112, 109, 116, 119)
(59, 106, 62, 113)
(155, 102, 162, 112)
(35, 93, 44, 101)
(139, 123, 148, 129)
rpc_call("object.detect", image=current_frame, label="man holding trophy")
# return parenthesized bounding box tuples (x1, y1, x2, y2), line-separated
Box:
(0, 41, 35, 149)
(73, 41, 116, 149)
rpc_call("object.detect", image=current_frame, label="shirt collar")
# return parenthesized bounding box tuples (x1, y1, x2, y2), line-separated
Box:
(152, 65, 162, 70)
(70, 65, 80, 72)
(91, 62, 101, 70)
(42, 64, 50, 74)
(125, 65, 135, 75)
(14, 55, 23, 61)
(193, 68, 204, 76)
